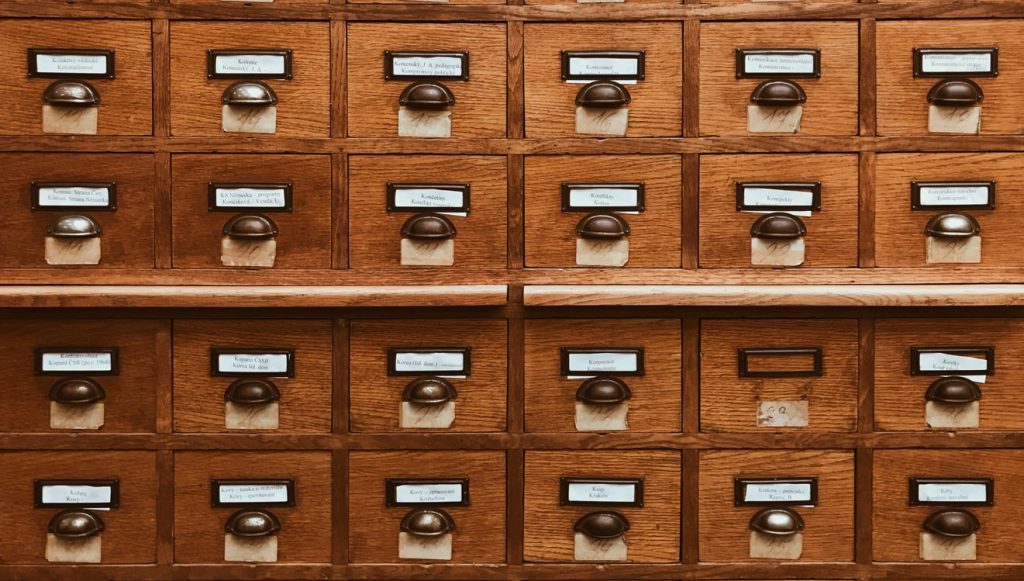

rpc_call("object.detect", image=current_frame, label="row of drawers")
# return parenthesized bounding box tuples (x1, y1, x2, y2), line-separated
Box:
(6, 19, 1024, 137)
(7, 152, 1020, 269)
(10, 317, 1018, 433)
(7, 449, 1021, 564)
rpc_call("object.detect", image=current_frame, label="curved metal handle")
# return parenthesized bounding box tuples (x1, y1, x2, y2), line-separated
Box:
(573, 511, 630, 540)
(46, 215, 101, 239)
(575, 80, 631, 109)
(750, 212, 806, 240)
(928, 79, 984, 107)
(224, 378, 281, 405)
(222, 214, 279, 240)
(402, 376, 458, 405)
(575, 213, 630, 240)
(48, 509, 105, 538)
(225, 509, 281, 537)
(401, 213, 457, 240)
(925, 213, 980, 239)
(222, 81, 279, 107)
(400, 81, 455, 110)
(575, 377, 631, 404)
(400, 508, 455, 537)
(923, 509, 980, 538)
(750, 80, 807, 107)
(926, 376, 982, 404)
(749, 507, 805, 537)
(43, 81, 100, 107)
(49, 378, 106, 405)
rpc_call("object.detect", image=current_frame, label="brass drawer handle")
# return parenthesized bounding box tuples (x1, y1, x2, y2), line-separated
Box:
(750, 80, 806, 107)
(49, 509, 105, 538)
(749, 507, 804, 537)
(575, 377, 631, 404)
(750, 212, 806, 240)
(924, 213, 980, 239)
(47, 215, 101, 239)
(575, 213, 630, 240)
(401, 213, 457, 241)
(574, 511, 629, 540)
(400, 81, 455, 111)
(49, 378, 106, 405)
(402, 376, 458, 405)
(224, 378, 281, 405)
(401, 508, 455, 537)
(225, 509, 281, 537)
(43, 81, 100, 107)
(222, 81, 279, 107)
(926, 376, 982, 404)
(575, 80, 631, 109)
(923, 509, 980, 538)
(222, 214, 279, 240)
(928, 79, 984, 107)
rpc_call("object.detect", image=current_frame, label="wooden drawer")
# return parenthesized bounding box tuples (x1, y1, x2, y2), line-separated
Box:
(524, 155, 682, 268)
(0, 154, 156, 269)
(348, 451, 506, 563)
(0, 451, 157, 564)
(699, 22, 859, 136)
(0, 20, 152, 136)
(524, 23, 682, 137)
(874, 450, 1024, 562)
(349, 319, 507, 432)
(699, 154, 859, 268)
(700, 319, 859, 433)
(174, 451, 332, 563)
(875, 318, 1024, 431)
(699, 450, 855, 562)
(169, 21, 330, 137)
(524, 319, 681, 433)
(877, 21, 1024, 136)
(172, 319, 333, 433)
(170, 154, 332, 270)
(524, 451, 680, 562)
(347, 23, 507, 138)
(875, 153, 1024, 268)
(348, 155, 507, 269)
(173, 0, 323, 3)
(0, 319, 167, 433)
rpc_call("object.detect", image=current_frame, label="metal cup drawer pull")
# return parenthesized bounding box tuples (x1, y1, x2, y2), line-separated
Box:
(562, 348, 642, 431)
(224, 378, 281, 405)
(735, 48, 820, 134)
(575, 377, 632, 405)
(43, 81, 100, 107)
(575, 213, 630, 240)
(749, 507, 804, 537)
(924, 509, 980, 539)
(403, 376, 458, 405)
(224, 508, 281, 537)
(221, 81, 279, 108)
(48, 509, 105, 539)
(750, 80, 807, 108)
(401, 214, 457, 241)
(928, 79, 984, 107)
(575, 81, 631, 109)
(399, 82, 456, 111)
(574, 511, 630, 540)
(400, 508, 456, 537)
(46, 214, 102, 239)
(749, 213, 806, 241)
(49, 377, 106, 405)
(926, 376, 982, 404)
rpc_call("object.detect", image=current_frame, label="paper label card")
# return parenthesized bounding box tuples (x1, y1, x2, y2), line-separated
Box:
(32, 183, 117, 211)
(561, 51, 645, 82)
(208, 184, 292, 212)
(387, 184, 470, 213)
(385, 52, 469, 81)
(911, 347, 992, 378)
(36, 348, 118, 376)
(912, 182, 995, 210)
(386, 479, 469, 507)
(35, 480, 119, 508)
(914, 48, 998, 77)
(561, 183, 644, 212)
(210, 349, 295, 377)
(734, 477, 818, 506)
(212, 479, 295, 507)
(560, 477, 644, 507)
(735, 49, 821, 78)
(388, 348, 470, 376)
(736, 182, 821, 213)
(28, 49, 115, 79)
(560, 348, 644, 376)
(910, 478, 993, 506)
(207, 50, 292, 80)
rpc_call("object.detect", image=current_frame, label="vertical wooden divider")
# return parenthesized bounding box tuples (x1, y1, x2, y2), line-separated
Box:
(331, 19, 347, 140)
(333, 152, 349, 269)
(682, 154, 700, 270)
(333, 319, 351, 566)
(682, 318, 701, 565)
(859, 152, 876, 268)
(856, 317, 875, 571)
(153, 18, 172, 270)
(682, 19, 700, 139)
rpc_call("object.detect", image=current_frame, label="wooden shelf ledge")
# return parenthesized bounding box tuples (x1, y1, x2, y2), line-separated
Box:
(0, 285, 507, 308)
(524, 284, 1024, 307)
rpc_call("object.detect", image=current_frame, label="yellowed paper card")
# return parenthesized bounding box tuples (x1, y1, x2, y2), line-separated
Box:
(751, 238, 804, 266)
(747, 105, 802, 133)
(45, 237, 101, 266)
(42, 105, 98, 135)
(575, 107, 628, 136)
(222, 105, 277, 134)
(926, 236, 981, 264)
(574, 533, 627, 562)
(225, 534, 278, 563)
(225, 402, 280, 430)
(928, 106, 980, 135)
(756, 400, 809, 428)
(400, 401, 456, 429)
(46, 534, 101, 563)
(398, 108, 452, 138)
(221, 238, 277, 268)
(400, 238, 455, 266)
(50, 402, 104, 430)
(398, 532, 452, 560)
(926, 401, 980, 429)
(574, 402, 628, 432)
(921, 532, 976, 561)
(750, 531, 803, 559)
(577, 238, 629, 267)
